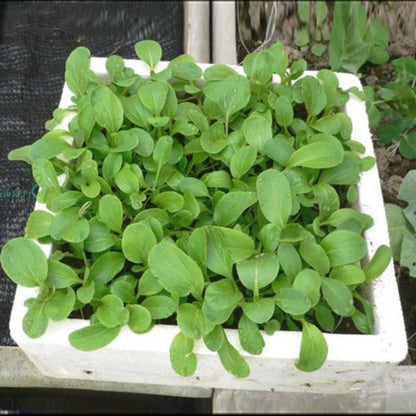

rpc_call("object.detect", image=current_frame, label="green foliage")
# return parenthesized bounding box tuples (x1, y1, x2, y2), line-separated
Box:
(329, 1, 389, 74)
(294, 1, 329, 57)
(1, 40, 391, 379)
(386, 170, 416, 276)
(364, 56, 416, 159)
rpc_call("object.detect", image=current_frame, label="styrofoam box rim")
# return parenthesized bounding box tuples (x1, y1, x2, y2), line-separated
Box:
(10, 59, 407, 369)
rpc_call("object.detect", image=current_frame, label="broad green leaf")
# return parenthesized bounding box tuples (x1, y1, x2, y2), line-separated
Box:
(204, 227, 233, 278)
(25, 210, 53, 239)
(178, 177, 209, 197)
(8, 145, 32, 163)
(297, 1, 310, 23)
(169, 54, 202, 81)
(218, 336, 250, 378)
(287, 142, 344, 169)
(134, 129, 154, 157)
(321, 208, 373, 231)
(49, 191, 83, 213)
(98, 194, 123, 233)
(320, 230, 367, 267)
(126, 304, 152, 334)
(153, 191, 184, 213)
(203, 74, 251, 122)
(187, 227, 208, 274)
(210, 226, 255, 263)
(32, 158, 60, 188)
(314, 303, 335, 332)
(329, 265, 366, 285)
(45, 288, 76, 321)
(1, 237, 47, 287)
(114, 163, 140, 194)
(121, 95, 152, 128)
(214, 191, 257, 226)
(301, 76, 327, 116)
(77, 282, 95, 304)
(29, 130, 71, 162)
(398, 170, 416, 205)
(89, 252, 125, 284)
(236, 253, 279, 292)
(141, 295, 177, 320)
(299, 241, 330, 276)
(110, 274, 137, 303)
(46, 260, 82, 289)
(135, 40, 162, 70)
(363, 245, 392, 280)
(400, 237, 416, 277)
(177, 303, 215, 340)
(312, 115, 341, 135)
(321, 278, 355, 316)
(294, 28, 309, 47)
(313, 183, 340, 221)
(138, 269, 163, 296)
(91, 85, 124, 133)
(203, 279, 242, 324)
(153, 135, 173, 166)
(319, 152, 360, 185)
(311, 43, 327, 57)
(170, 332, 197, 377)
(242, 113, 272, 152)
(84, 218, 116, 253)
(65, 46, 91, 96)
(122, 222, 156, 264)
(268, 42, 288, 78)
(274, 287, 311, 315)
(316, 1, 328, 25)
(23, 299, 49, 338)
(110, 129, 140, 153)
(230, 146, 257, 179)
(50, 207, 89, 243)
(277, 243, 302, 281)
(264, 319, 281, 335)
(102, 153, 123, 184)
(203, 325, 225, 351)
(243, 50, 274, 85)
(138, 80, 168, 116)
(293, 269, 321, 307)
(279, 223, 314, 243)
(257, 169, 292, 228)
(241, 298, 275, 324)
(385, 203, 413, 261)
(69, 323, 121, 351)
(200, 122, 227, 154)
(204, 64, 237, 82)
(259, 223, 281, 252)
(148, 242, 204, 298)
(351, 309, 372, 334)
(274, 96, 294, 127)
(238, 314, 265, 355)
(97, 294, 129, 328)
(296, 321, 328, 371)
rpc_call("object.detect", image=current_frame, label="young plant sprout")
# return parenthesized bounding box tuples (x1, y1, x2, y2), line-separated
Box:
(1, 40, 392, 377)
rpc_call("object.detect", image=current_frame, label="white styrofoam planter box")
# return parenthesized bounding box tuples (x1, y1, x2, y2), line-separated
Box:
(10, 58, 408, 394)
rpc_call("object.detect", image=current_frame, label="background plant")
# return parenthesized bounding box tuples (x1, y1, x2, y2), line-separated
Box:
(294, 1, 329, 58)
(1, 40, 392, 378)
(329, 1, 389, 74)
(386, 170, 416, 277)
(364, 56, 416, 159)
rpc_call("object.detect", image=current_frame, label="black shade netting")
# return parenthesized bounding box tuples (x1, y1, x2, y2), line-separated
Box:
(0, 1, 184, 346)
